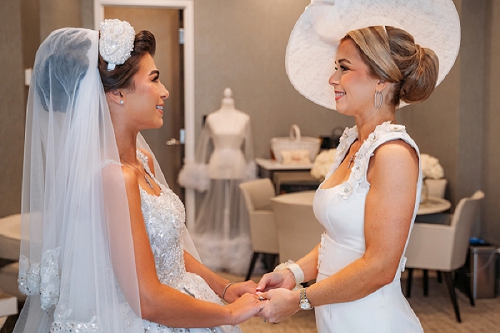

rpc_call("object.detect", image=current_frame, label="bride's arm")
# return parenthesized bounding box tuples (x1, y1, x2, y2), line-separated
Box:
(184, 251, 258, 303)
(114, 167, 263, 327)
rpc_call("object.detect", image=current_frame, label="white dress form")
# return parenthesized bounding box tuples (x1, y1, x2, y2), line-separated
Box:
(179, 88, 256, 274)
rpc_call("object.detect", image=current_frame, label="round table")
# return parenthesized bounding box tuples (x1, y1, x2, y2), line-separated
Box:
(417, 197, 451, 215)
(273, 191, 451, 215)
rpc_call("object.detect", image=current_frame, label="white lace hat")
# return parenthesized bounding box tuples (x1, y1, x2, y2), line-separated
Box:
(286, 0, 461, 110)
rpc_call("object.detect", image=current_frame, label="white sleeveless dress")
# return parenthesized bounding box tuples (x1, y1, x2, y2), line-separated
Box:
(312, 122, 423, 332)
(137, 151, 241, 333)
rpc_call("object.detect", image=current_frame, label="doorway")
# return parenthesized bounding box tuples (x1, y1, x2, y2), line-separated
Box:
(103, 6, 184, 200)
(94, 0, 196, 228)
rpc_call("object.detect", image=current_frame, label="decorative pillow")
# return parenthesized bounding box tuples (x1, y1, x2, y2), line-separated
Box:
(281, 150, 311, 164)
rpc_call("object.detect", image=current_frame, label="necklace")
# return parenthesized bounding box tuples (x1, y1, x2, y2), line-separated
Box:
(347, 139, 359, 169)
(120, 155, 154, 189)
(347, 154, 356, 169)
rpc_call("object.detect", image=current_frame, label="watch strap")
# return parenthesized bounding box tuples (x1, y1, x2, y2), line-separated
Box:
(299, 287, 313, 310)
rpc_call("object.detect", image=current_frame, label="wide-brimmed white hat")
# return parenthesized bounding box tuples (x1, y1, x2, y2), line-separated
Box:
(286, 0, 461, 110)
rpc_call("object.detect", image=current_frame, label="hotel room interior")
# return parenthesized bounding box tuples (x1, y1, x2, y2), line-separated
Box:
(0, 0, 499, 332)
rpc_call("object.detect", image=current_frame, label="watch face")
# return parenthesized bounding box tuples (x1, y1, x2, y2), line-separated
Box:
(300, 300, 313, 310)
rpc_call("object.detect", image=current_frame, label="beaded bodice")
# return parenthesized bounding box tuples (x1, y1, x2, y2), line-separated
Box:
(137, 151, 240, 332)
(138, 151, 187, 288)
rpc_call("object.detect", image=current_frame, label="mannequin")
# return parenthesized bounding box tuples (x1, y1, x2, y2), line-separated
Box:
(179, 88, 256, 274)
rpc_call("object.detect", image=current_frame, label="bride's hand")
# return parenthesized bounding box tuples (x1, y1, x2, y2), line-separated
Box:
(256, 270, 296, 292)
(223, 280, 258, 303)
(225, 293, 265, 325)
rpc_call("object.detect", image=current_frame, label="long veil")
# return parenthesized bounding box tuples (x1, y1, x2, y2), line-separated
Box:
(15, 28, 144, 332)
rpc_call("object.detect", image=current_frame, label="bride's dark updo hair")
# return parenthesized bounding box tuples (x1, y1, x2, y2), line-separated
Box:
(98, 30, 156, 93)
(343, 26, 439, 106)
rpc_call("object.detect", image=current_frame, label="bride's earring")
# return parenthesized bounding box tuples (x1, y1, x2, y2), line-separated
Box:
(120, 100, 124, 105)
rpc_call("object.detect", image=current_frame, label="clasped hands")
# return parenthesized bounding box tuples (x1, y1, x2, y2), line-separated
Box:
(225, 268, 301, 324)
(243, 268, 301, 324)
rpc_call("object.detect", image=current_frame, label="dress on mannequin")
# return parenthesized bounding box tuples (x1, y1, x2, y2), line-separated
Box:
(179, 88, 256, 274)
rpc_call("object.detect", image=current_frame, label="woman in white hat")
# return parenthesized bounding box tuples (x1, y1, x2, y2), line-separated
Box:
(256, 0, 460, 332)
(14, 19, 264, 333)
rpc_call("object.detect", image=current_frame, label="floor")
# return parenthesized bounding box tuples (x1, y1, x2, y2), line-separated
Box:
(2, 271, 499, 333)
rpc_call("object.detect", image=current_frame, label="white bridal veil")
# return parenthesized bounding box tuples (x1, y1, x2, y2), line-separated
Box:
(16, 28, 144, 332)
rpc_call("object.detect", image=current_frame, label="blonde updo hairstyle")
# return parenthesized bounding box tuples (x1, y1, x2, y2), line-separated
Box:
(342, 26, 439, 107)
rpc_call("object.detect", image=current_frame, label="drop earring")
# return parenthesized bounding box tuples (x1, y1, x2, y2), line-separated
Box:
(374, 90, 383, 109)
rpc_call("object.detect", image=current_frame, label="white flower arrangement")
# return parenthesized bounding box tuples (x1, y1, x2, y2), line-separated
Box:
(310, 149, 337, 179)
(421, 153, 444, 179)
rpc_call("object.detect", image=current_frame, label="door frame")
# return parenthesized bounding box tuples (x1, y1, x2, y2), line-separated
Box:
(94, 0, 196, 228)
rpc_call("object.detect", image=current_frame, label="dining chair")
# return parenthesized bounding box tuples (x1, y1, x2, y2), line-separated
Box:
(418, 178, 448, 287)
(239, 178, 279, 280)
(404, 190, 485, 322)
(271, 193, 324, 263)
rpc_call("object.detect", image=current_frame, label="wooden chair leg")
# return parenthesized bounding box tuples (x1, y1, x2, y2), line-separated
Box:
(423, 269, 429, 296)
(406, 268, 414, 298)
(443, 271, 461, 322)
(245, 252, 259, 281)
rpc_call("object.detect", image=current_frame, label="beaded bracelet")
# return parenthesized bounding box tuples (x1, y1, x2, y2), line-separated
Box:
(221, 282, 235, 301)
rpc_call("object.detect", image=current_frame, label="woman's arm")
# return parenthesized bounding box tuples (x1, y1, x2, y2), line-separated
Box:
(256, 245, 319, 292)
(306, 140, 418, 305)
(260, 140, 418, 322)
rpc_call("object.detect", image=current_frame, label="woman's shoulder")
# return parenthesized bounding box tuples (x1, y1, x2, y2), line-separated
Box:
(364, 121, 417, 153)
(365, 125, 419, 178)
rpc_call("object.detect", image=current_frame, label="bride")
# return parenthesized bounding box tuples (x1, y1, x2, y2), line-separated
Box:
(14, 19, 263, 332)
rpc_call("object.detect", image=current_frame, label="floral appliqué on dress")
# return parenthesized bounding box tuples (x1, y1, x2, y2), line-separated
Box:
(328, 121, 406, 200)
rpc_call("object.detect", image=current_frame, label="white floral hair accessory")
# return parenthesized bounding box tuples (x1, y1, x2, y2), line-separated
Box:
(99, 19, 135, 71)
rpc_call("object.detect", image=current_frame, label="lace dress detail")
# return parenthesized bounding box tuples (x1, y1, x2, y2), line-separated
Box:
(18, 248, 61, 311)
(137, 151, 241, 333)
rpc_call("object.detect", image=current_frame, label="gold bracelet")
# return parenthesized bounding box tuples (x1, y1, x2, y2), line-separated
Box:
(221, 282, 235, 301)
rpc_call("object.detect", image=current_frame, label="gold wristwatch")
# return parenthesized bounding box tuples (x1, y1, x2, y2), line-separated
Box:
(299, 287, 313, 310)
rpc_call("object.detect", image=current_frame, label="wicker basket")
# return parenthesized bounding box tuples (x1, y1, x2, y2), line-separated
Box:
(271, 124, 321, 163)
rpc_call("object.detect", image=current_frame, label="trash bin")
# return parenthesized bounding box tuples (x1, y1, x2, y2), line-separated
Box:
(470, 245, 498, 298)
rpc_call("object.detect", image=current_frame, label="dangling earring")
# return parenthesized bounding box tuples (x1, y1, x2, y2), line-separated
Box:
(120, 100, 124, 105)
(374, 90, 383, 109)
